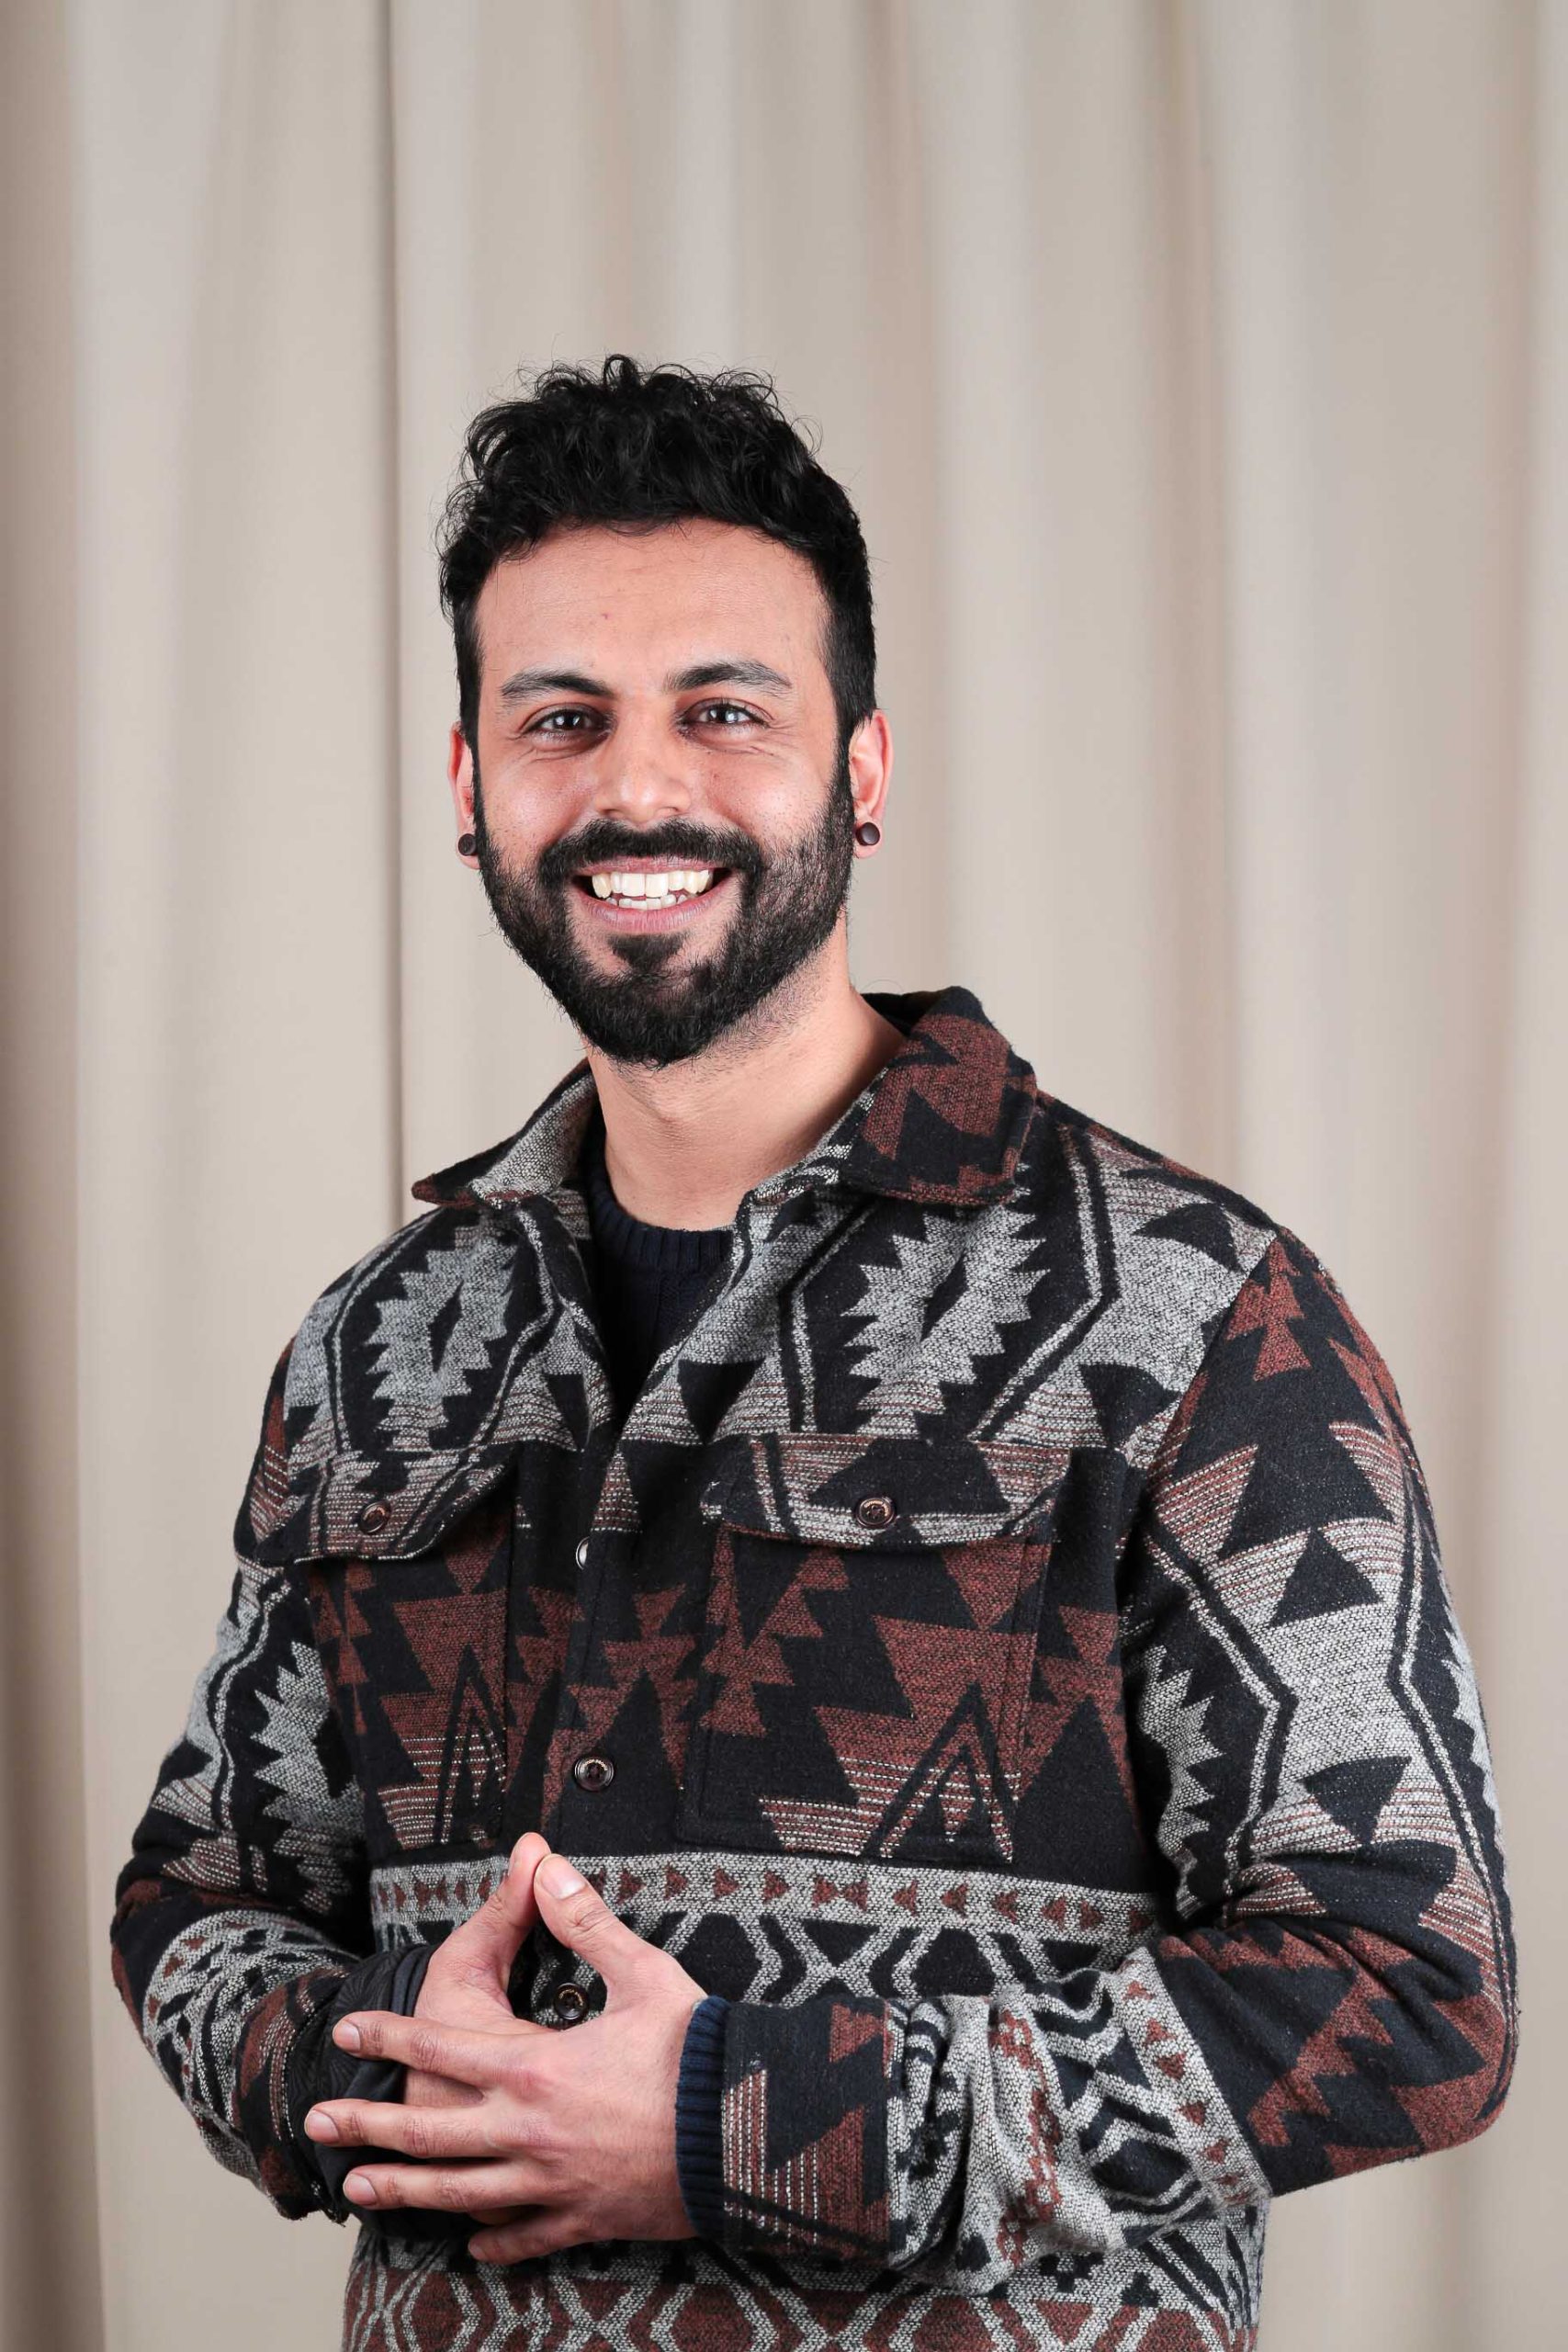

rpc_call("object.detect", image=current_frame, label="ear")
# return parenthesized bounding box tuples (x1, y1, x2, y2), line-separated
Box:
(848, 709, 893, 844)
(447, 723, 479, 866)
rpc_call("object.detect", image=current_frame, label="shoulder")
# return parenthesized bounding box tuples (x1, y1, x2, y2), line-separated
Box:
(1000, 1086, 1389, 1454)
(1029, 1089, 1284, 1268)
(1021, 1085, 1284, 1317)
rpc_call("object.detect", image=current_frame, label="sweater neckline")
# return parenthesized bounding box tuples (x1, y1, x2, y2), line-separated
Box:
(578, 1105, 732, 1277)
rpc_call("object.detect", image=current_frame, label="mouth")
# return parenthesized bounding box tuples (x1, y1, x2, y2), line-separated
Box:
(569, 860, 739, 930)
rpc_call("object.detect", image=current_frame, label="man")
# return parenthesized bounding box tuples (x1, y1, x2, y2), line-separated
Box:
(111, 357, 1517, 2352)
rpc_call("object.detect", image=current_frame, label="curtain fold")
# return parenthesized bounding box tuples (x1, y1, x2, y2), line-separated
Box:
(0, 3, 1556, 2345)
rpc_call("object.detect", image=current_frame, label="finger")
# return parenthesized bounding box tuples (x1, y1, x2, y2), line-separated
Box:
(341, 2158, 543, 2213)
(303, 2098, 503, 2161)
(441, 1832, 548, 1989)
(331, 2009, 518, 2085)
(468, 2210, 581, 2264)
(467, 2203, 531, 2226)
(530, 1852, 650, 1988)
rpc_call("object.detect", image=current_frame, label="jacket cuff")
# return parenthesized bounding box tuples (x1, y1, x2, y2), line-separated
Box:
(674, 1995, 729, 2235)
(286, 1942, 464, 2239)
(698, 1994, 898, 2262)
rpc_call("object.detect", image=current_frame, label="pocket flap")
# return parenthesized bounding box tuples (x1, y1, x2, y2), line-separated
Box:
(702, 1431, 1070, 1549)
(238, 1445, 517, 1566)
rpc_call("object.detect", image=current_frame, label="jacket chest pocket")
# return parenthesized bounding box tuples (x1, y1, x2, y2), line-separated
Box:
(677, 1432, 1070, 1870)
(261, 1448, 518, 1865)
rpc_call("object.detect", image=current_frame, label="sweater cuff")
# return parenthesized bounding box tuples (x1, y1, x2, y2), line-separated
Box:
(674, 1995, 730, 2237)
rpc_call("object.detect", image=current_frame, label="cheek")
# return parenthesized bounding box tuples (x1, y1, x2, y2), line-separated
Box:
(478, 783, 560, 870)
(702, 763, 830, 853)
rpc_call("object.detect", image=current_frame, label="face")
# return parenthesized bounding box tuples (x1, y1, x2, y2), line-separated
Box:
(448, 517, 888, 1067)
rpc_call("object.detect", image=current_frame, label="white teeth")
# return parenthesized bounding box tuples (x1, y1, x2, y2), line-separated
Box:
(585, 865, 719, 904)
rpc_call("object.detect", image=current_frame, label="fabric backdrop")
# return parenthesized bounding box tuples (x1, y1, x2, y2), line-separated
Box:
(2, 3, 1561, 2346)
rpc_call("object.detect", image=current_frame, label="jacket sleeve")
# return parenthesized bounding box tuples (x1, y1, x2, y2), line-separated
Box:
(107, 1341, 414, 2222)
(675, 1227, 1518, 2281)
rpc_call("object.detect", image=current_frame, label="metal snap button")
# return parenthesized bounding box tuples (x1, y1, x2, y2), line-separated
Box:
(853, 1493, 897, 1531)
(574, 1538, 590, 1568)
(551, 1983, 589, 2024)
(355, 1500, 390, 1534)
(571, 1753, 615, 1791)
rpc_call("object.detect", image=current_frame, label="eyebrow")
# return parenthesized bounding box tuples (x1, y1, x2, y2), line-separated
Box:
(495, 657, 793, 704)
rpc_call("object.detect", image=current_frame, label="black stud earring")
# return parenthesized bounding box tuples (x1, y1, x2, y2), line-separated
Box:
(854, 820, 882, 848)
(457, 832, 477, 857)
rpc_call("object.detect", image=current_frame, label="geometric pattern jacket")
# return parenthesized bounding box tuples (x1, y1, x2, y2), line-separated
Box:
(108, 983, 1518, 2352)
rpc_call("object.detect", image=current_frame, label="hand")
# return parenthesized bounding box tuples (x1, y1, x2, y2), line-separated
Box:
(303, 1849, 709, 2261)
(401, 1828, 550, 2230)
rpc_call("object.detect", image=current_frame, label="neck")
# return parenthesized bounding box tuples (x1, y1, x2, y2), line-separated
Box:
(583, 951, 907, 1228)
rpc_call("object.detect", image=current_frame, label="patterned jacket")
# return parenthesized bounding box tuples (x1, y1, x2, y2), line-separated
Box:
(109, 984, 1517, 2352)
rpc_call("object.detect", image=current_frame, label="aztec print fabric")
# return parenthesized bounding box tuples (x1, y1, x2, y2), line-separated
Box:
(108, 984, 1517, 2351)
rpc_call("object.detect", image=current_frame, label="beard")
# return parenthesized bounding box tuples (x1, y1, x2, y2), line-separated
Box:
(470, 752, 857, 1068)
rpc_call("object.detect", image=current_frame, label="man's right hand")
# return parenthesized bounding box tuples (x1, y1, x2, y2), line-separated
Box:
(403, 1828, 550, 2225)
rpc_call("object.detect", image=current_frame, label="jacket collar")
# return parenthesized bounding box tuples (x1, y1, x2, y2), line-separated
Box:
(409, 983, 1039, 1216)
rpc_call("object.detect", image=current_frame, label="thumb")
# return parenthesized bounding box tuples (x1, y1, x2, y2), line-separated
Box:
(532, 1850, 649, 1993)
(452, 1830, 547, 1984)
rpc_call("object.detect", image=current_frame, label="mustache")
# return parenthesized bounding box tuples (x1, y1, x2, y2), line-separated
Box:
(535, 822, 764, 887)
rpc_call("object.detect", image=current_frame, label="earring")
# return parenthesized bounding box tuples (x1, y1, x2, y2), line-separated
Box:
(457, 832, 477, 857)
(853, 819, 882, 848)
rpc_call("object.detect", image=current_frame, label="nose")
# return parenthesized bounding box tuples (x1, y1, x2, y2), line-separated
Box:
(590, 705, 694, 827)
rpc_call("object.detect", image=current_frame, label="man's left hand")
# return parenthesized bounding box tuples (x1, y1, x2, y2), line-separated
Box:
(302, 1850, 708, 2262)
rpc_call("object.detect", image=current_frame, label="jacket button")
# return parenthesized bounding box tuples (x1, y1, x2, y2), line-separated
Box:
(853, 1493, 897, 1531)
(356, 1500, 390, 1534)
(571, 1753, 615, 1791)
(551, 1983, 589, 2024)
(574, 1538, 590, 1567)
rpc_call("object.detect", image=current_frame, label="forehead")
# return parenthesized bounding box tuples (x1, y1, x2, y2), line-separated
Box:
(472, 517, 829, 684)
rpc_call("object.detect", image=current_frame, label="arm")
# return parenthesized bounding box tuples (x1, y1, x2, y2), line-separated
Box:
(107, 1343, 423, 2222)
(673, 1230, 1519, 2280)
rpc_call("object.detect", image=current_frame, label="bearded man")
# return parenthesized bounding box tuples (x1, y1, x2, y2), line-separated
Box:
(111, 356, 1517, 2352)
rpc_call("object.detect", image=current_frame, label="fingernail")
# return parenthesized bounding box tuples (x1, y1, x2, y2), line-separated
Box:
(344, 2172, 376, 2204)
(333, 2020, 361, 2051)
(541, 1857, 585, 1897)
(305, 2109, 339, 2141)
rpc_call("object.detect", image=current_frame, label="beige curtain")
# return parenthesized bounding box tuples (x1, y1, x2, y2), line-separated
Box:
(2, 2, 1560, 2345)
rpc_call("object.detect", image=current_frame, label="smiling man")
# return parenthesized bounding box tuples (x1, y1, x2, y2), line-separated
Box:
(111, 358, 1517, 2352)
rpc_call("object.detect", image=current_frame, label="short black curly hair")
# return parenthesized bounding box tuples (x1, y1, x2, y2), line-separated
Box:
(436, 355, 875, 763)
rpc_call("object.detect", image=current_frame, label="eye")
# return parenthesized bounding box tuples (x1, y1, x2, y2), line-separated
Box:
(687, 700, 762, 728)
(525, 707, 604, 735)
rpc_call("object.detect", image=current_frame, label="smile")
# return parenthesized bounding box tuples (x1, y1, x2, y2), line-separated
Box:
(580, 865, 719, 907)
(570, 863, 739, 927)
